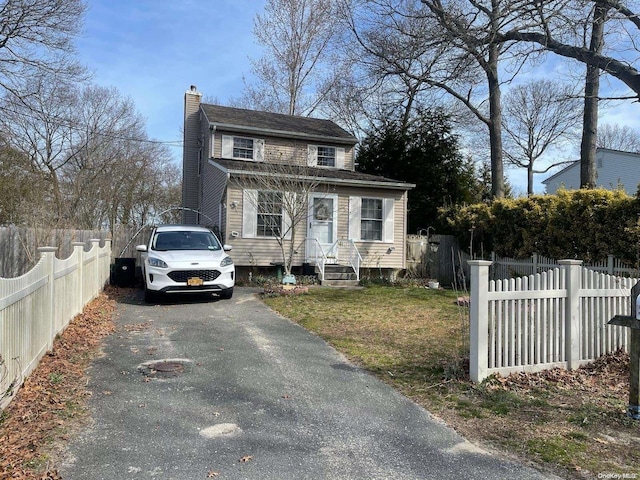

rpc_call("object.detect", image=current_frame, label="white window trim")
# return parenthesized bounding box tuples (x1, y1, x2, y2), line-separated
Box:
(349, 196, 394, 243)
(222, 135, 265, 161)
(242, 189, 292, 240)
(308, 144, 345, 169)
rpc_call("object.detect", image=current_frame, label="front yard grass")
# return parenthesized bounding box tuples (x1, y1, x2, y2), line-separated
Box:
(263, 285, 639, 479)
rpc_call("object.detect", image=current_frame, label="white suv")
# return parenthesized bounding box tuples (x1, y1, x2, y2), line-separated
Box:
(136, 225, 234, 302)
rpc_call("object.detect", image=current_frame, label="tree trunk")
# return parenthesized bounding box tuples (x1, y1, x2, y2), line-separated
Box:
(487, 44, 505, 199)
(580, 2, 608, 189)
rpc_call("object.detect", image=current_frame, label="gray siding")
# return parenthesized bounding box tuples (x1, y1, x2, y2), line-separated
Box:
(182, 89, 202, 223)
(200, 160, 229, 230)
(594, 149, 640, 193)
(544, 149, 640, 194)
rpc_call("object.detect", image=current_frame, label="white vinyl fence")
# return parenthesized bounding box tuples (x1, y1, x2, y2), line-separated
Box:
(0, 239, 111, 409)
(469, 259, 636, 382)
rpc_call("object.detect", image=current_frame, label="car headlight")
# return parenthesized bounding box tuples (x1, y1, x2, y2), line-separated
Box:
(148, 257, 168, 268)
(220, 256, 233, 267)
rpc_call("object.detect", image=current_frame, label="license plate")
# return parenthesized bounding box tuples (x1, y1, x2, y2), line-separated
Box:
(187, 277, 204, 286)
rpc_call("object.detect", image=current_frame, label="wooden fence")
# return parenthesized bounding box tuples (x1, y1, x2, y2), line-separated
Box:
(469, 259, 635, 382)
(0, 225, 152, 279)
(1, 239, 112, 409)
(406, 234, 470, 286)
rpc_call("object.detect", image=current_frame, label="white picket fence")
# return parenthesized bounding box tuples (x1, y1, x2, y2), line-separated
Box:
(0, 239, 111, 409)
(469, 259, 636, 382)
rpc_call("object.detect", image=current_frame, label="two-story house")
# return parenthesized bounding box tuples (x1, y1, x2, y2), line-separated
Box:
(542, 148, 640, 195)
(181, 86, 414, 283)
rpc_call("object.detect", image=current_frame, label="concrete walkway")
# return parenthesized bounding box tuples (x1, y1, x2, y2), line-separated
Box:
(60, 288, 556, 479)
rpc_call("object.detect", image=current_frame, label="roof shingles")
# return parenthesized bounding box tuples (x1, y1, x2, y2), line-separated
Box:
(201, 104, 357, 143)
(211, 158, 414, 189)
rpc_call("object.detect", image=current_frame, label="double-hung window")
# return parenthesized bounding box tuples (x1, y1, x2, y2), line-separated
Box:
(256, 191, 283, 237)
(242, 189, 292, 239)
(317, 146, 336, 167)
(233, 137, 254, 159)
(308, 145, 345, 168)
(360, 198, 383, 241)
(221, 135, 264, 161)
(349, 196, 394, 243)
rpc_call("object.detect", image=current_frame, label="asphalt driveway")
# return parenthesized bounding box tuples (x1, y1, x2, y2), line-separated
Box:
(59, 287, 556, 479)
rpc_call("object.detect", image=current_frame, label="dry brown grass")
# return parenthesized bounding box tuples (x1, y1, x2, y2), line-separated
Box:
(264, 285, 640, 479)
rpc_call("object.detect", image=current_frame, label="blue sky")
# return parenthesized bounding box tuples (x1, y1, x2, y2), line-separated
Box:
(75, 0, 639, 195)
(76, 0, 266, 154)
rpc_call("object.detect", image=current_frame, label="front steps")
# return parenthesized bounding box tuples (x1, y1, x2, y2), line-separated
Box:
(319, 264, 359, 287)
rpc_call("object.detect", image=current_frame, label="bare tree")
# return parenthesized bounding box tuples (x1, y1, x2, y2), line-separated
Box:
(420, 0, 516, 199)
(345, 0, 540, 198)
(597, 123, 640, 152)
(496, 0, 640, 99)
(502, 80, 582, 195)
(0, 78, 180, 230)
(0, 74, 78, 222)
(0, 0, 86, 97)
(243, 0, 342, 116)
(0, 136, 48, 224)
(231, 163, 328, 276)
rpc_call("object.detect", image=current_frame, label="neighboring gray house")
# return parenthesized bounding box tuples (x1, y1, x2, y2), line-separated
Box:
(543, 148, 640, 194)
(181, 86, 414, 282)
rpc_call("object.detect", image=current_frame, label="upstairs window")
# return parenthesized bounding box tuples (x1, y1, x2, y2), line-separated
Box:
(308, 145, 345, 168)
(317, 146, 336, 167)
(233, 137, 254, 159)
(221, 135, 264, 161)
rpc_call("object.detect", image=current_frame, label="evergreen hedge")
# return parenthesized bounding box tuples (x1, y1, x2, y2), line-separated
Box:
(440, 188, 640, 266)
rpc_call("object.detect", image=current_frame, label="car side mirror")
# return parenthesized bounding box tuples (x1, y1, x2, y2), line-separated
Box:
(223, 244, 233, 252)
(135, 245, 148, 252)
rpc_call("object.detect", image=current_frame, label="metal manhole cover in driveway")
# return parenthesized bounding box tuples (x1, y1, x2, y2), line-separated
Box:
(138, 358, 193, 378)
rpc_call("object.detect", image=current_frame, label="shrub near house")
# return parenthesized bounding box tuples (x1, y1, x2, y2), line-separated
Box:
(442, 188, 640, 264)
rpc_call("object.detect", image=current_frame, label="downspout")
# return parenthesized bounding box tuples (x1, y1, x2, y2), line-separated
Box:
(403, 191, 408, 270)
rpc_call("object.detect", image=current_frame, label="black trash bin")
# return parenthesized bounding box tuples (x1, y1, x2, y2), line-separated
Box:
(114, 258, 136, 287)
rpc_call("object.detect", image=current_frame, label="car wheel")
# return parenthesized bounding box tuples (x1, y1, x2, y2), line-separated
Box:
(144, 285, 158, 303)
(219, 287, 233, 300)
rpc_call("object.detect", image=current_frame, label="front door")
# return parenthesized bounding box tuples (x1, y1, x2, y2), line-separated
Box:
(307, 194, 338, 262)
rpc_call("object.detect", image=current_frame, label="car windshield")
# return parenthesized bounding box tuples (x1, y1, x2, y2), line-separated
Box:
(152, 231, 222, 251)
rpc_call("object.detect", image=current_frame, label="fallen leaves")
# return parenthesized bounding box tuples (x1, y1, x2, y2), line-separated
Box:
(122, 322, 151, 332)
(0, 290, 116, 479)
(483, 349, 629, 399)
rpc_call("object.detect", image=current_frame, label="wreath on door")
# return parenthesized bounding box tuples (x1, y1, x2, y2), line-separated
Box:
(314, 201, 330, 221)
